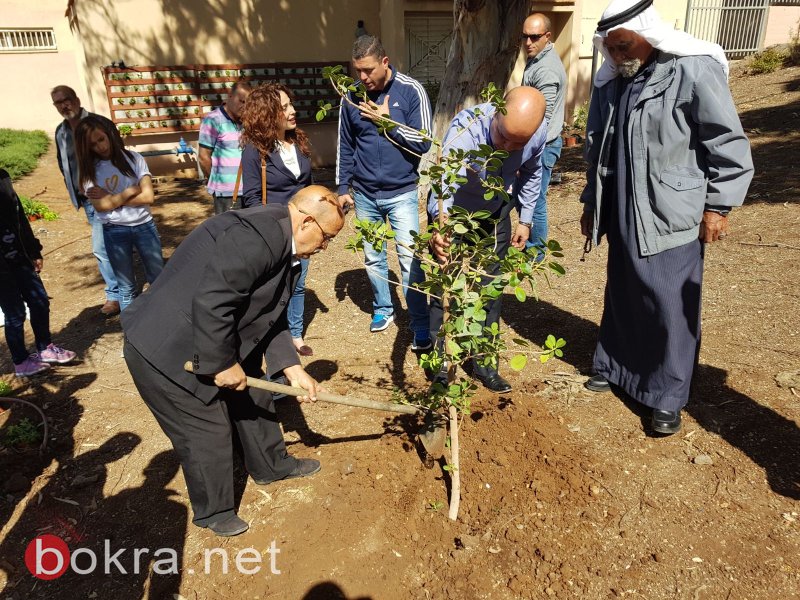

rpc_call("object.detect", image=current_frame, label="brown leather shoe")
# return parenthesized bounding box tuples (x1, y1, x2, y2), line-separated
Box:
(100, 300, 120, 316)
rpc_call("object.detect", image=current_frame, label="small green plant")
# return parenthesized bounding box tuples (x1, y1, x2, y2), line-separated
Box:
(571, 101, 589, 133)
(426, 500, 445, 512)
(176, 83, 183, 90)
(319, 67, 565, 521)
(20, 196, 58, 220)
(128, 97, 136, 105)
(4, 418, 42, 447)
(749, 47, 787, 74)
(143, 97, 151, 105)
(0, 381, 12, 396)
(118, 124, 133, 136)
(147, 84, 155, 91)
(116, 98, 125, 105)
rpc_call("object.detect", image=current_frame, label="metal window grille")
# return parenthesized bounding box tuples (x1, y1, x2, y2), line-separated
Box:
(685, 0, 770, 58)
(405, 14, 453, 85)
(0, 28, 57, 53)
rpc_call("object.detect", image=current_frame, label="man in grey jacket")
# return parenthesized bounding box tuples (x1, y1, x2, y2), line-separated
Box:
(580, 0, 753, 435)
(520, 12, 567, 254)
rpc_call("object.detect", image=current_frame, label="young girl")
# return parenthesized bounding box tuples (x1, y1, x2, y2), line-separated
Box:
(75, 116, 164, 311)
(0, 169, 76, 377)
(240, 83, 314, 355)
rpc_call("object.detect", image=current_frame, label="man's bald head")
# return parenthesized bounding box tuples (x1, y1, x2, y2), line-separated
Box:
(289, 185, 345, 257)
(490, 87, 546, 152)
(291, 185, 344, 228)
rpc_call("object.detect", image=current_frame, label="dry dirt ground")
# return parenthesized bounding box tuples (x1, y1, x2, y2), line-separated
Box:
(1, 65, 798, 600)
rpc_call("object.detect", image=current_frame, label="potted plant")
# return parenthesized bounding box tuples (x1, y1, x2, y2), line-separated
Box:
(20, 196, 58, 221)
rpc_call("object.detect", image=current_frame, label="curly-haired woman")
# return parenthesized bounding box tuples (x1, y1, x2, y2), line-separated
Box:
(240, 83, 314, 356)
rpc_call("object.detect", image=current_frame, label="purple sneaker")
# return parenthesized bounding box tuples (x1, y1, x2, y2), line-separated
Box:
(37, 344, 77, 365)
(15, 355, 51, 377)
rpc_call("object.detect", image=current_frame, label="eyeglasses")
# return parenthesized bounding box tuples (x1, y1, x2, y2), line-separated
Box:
(52, 97, 76, 106)
(521, 33, 547, 42)
(297, 209, 336, 243)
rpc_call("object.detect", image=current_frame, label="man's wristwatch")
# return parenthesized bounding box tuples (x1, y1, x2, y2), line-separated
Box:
(519, 221, 532, 228)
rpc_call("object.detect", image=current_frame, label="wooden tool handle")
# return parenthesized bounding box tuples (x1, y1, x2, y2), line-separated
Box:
(183, 362, 418, 415)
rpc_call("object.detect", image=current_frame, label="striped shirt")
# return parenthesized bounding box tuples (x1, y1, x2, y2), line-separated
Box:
(198, 106, 243, 196)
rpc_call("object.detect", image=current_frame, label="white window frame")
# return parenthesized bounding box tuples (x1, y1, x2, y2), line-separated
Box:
(0, 28, 57, 53)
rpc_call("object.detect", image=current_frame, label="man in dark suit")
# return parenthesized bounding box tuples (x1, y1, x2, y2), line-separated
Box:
(122, 185, 344, 537)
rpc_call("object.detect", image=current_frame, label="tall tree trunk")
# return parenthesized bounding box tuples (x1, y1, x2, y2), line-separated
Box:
(431, 0, 531, 141)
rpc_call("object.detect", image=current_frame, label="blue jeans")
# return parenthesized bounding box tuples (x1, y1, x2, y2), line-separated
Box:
(525, 136, 562, 252)
(83, 200, 120, 301)
(0, 264, 51, 364)
(103, 220, 164, 311)
(288, 257, 308, 339)
(353, 189, 429, 334)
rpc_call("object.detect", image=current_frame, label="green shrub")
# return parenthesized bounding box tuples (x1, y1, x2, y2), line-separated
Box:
(20, 196, 58, 221)
(0, 129, 50, 180)
(4, 418, 42, 447)
(572, 101, 589, 133)
(749, 48, 787, 75)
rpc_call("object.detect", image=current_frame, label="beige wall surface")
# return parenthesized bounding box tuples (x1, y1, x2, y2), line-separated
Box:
(0, 0, 86, 134)
(764, 6, 800, 48)
(71, 0, 381, 167)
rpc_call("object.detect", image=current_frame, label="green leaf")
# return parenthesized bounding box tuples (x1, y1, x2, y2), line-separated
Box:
(514, 286, 527, 302)
(509, 354, 527, 371)
(483, 190, 495, 200)
(545, 334, 556, 349)
(453, 224, 468, 234)
(540, 353, 550, 363)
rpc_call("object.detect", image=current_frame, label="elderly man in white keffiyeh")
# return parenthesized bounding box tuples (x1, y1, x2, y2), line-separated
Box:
(580, 0, 754, 435)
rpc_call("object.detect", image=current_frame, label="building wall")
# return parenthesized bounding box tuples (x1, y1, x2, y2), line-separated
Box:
(0, 0, 87, 133)
(763, 5, 800, 48)
(70, 0, 381, 171)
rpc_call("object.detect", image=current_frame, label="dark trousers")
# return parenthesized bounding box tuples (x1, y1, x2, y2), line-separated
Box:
(428, 212, 511, 379)
(0, 264, 51, 364)
(123, 339, 296, 526)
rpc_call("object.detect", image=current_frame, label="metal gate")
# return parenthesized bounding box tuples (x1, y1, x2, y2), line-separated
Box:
(685, 0, 770, 58)
(405, 14, 453, 84)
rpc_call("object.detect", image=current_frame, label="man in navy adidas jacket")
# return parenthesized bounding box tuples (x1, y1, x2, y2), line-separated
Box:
(336, 36, 432, 348)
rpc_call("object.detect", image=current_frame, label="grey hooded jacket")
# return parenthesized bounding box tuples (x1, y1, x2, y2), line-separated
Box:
(580, 52, 754, 256)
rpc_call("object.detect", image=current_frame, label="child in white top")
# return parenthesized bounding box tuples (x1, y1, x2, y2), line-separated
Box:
(76, 116, 164, 310)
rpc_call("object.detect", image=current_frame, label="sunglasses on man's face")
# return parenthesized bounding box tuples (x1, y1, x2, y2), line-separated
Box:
(521, 33, 547, 42)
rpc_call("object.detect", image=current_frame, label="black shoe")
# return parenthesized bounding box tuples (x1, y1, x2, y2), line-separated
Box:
(253, 458, 321, 485)
(584, 374, 611, 392)
(477, 372, 512, 393)
(651, 409, 681, 435)
(207, 514, 249, 537)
